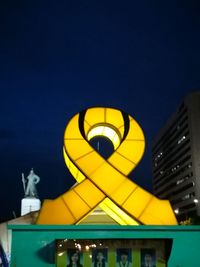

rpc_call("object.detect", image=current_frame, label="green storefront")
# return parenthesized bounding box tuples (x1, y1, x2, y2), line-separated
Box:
(8, 224, 200, 267)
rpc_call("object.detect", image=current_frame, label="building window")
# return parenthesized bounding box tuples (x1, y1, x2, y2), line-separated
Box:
(176, 178, 184, 185)
(177, 136, 186, 145)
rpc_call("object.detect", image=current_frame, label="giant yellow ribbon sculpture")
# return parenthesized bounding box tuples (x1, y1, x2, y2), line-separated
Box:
(37, 107, 177, 225)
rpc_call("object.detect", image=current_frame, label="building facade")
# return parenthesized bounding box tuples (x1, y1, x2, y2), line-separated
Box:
(152, 91, 200, 221)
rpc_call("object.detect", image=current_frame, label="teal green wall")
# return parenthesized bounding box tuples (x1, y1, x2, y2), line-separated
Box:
(8, 225, 200, 267)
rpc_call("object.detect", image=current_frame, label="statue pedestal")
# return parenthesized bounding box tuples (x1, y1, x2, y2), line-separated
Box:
(21, 197, 41, 216)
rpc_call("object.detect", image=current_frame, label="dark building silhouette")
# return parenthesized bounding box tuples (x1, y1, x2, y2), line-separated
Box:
(152, 92, 200, 221)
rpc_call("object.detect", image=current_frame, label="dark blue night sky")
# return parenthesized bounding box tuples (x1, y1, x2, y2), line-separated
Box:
(0, 1, 200, 222)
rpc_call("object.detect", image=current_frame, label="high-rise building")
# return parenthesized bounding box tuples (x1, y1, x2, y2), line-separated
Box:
(152, 91, 200, 221)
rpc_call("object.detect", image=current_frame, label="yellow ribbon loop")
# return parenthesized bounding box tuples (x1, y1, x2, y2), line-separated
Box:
(36, 107, 177, 225)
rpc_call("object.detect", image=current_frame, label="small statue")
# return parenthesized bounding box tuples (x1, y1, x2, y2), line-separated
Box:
(22, 168, 40, 198)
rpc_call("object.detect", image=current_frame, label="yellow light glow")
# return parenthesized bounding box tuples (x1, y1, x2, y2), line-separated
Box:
(87, 125, 121, 149)
(63, 148, 85, 183)
(99, 198, 139, 225)
(37, 107, 178, 225)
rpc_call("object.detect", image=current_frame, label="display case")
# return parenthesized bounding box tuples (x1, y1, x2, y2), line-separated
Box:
(56, 238, 171, 267)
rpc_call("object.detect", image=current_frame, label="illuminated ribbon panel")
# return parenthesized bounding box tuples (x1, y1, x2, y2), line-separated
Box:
(37, 107, 177, 225)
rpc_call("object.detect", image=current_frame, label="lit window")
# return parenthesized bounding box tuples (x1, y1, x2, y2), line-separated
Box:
(177, 136, 186, 145)
(182, 194, 190, 200)
(177, 178, 184, 185)
(174, 208, 179, 214)
(188, 163, 192, 168)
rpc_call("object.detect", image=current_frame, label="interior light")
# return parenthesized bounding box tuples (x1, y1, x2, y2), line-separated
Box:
(58, 252, 64, 256)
